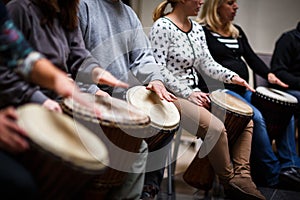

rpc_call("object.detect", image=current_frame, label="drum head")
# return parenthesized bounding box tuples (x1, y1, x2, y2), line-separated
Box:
(256, 86, 298, 104)
(62, 93, 150, 128)
(16, 104, 108, 171)
(126, 86, 180, 130)
(210, 90, 253, 116)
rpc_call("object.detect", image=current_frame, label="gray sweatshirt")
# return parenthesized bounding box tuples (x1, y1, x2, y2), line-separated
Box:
(1, 0, 101, 108)
(79, 0, 164, 97)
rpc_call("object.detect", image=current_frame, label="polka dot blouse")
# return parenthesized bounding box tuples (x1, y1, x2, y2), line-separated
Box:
(149, 17, 237, 98)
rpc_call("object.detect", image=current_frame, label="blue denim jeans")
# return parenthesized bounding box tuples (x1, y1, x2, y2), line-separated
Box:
(286, 90, 300, 103)
(225, 90, 300, 186)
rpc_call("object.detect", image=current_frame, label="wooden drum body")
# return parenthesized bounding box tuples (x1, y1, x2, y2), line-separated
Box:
(251, 86, 298, 139)
(210, 90, 253, 145)
(184, 90, 253, 191)
(61, 94, 150, 192)
(126, 86, 180, 151)
(16, 104, 108, 200)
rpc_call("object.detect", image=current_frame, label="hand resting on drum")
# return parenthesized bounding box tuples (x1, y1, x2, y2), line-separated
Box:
(42, 99, 62, 113)
(267, 73, 289, 88)
(231, 75, 256, 92)
(0, 107, 29, 153)
(146, 80, 177, 102)
(95, 89, 110, 97)
(188, 91, 211, 109)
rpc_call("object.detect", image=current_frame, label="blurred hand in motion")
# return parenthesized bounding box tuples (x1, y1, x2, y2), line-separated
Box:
(146, 80, 177, 102)
(231, 75, 255, 92)
(42, 99, 62, 113)
(95, 89, 110, 97)
(268, 73, 289, 88)
(92, 67, 129, 88)
(188, 91, 211, 109)
(0, 107, 29, 153)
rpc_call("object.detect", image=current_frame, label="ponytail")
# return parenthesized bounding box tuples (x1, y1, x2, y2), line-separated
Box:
(153, 0, 169, 22)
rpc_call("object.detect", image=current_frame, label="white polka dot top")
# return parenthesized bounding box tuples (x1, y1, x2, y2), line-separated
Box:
(149, 17, 237, 98)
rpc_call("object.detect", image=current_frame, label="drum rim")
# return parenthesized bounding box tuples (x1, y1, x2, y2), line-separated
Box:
(16, 104, 109, 171)
(255, 86, 298, 105)
(126, 86, 180, 130)
(210, 90, 253, 116)
(62, 94, 150, 128)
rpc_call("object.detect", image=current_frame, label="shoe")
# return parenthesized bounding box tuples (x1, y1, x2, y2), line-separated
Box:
(224, 176, 266, 200)
(279, 167, 300, 191)
(140, 192, 154, 200)
(140, 185, 158, 200)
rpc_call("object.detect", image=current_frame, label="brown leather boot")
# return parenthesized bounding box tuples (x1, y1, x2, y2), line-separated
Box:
(224, 176, 266, 200)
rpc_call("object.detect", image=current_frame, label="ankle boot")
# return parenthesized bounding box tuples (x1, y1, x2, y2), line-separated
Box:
(225, 176, 266, 200)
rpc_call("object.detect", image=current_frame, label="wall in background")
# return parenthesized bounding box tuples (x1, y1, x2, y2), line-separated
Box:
(131, 0, 300, 54)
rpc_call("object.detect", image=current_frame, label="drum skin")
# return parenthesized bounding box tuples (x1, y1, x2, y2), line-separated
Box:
(183, 90, 253, 191)
(16, 104, 108, 200)
(126, 86, 180, 151)
(251, 86, 298, 139)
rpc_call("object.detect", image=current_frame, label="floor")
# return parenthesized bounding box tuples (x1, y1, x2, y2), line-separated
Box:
(154, 133, 300, 200)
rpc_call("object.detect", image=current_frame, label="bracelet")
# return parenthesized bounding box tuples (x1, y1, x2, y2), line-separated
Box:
(17, 51, 44, 79)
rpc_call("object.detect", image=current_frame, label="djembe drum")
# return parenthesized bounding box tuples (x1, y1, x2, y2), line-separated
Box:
(183, 90, 253, 190)
(61, 94, 150, 198)
(16, 104, 108, 200)
(251, 86, 298, 139)
(126, 86, 180, 151)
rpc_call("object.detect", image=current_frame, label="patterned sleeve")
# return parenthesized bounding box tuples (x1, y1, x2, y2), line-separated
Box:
(0, 19, 44, 79)
(149, 19, 193, 98)
(196, 23, 237, 83)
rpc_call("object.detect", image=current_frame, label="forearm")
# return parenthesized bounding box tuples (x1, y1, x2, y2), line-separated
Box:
(29, 58, 67, 90)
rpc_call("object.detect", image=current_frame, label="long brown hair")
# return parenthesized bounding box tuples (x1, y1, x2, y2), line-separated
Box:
(35, 0, 79, 31)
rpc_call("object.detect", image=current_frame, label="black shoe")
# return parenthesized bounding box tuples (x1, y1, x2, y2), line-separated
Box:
(140, 191, 154, 200)
(279, 167, 300, 191)
(140, 185, 158, 200)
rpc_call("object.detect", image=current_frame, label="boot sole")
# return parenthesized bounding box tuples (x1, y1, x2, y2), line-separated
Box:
(228, 183, 265, 200)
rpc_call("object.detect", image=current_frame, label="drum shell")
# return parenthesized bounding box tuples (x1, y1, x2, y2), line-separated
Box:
(183, 151, 215, 191)
(210, 101, 252, 146)
(19, 141, 104, 200)
(183, 91, 253, 191)
(251, 91, 297, 138)
(72, 116, 144, 188)
(60, 94, 150, 191)
(145, 125, 179, 152)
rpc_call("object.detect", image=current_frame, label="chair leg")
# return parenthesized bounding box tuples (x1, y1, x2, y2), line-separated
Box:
(167, 127, 182, 196)
(167, 150, 173, 195)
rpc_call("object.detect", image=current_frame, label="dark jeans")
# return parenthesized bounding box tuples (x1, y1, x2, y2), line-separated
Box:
(226, 90, 300, 186)
(144, 130, 175, 192)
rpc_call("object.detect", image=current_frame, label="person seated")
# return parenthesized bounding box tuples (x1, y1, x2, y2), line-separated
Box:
(271, 21, 300, 151)
(78, 0, 177, 199)
(197, 0, 300, 190)
(0, 2, 94, 198)
(2, 0, 128, 112)
(148, 0, 265, 199)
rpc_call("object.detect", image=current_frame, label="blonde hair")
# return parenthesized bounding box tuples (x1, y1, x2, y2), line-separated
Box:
(152, 0, 180, 22)
(197, 0, 239, 38)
